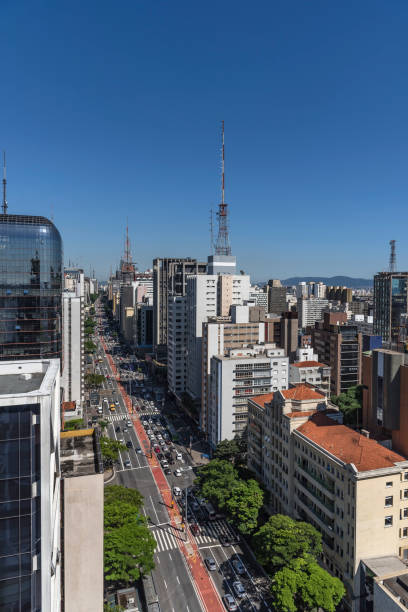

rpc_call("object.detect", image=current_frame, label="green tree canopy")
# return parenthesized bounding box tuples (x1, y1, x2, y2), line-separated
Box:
(105, 485, 143, 511)
(213, 438, 240, 461)
(331, 385, 363, 426)
(63, 418, 84, 431)
(271, 556, 345, 612)
(225, 478, 263, 534)
(104, 484, 155, 585)
(100, 436, 127, 464)
(253, 514, 322, 575)
(196, 459, 238, 509)
(85, 339, 97, 354)
(85, 373, 105, 388)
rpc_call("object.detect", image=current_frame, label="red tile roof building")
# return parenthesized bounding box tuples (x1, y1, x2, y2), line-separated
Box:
(247, 386, 408, 611)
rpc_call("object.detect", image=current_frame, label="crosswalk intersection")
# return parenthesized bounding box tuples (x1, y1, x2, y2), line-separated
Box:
(105, 413, 130, 421)
(194, 519, 236, 547)
(150, 525, 181, 553)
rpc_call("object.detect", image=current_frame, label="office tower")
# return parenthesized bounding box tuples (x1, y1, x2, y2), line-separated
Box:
(0, 359, 61, 611)
(62, 290, 84, 404)
(208, 346, 288, 447)
(312, 312, 362, 395)
(267, 279, 287, 315)
(247, 389, 408, 611)
(297, 296, 329, 328)
(200, 307, 265, 433)
(64, 268, 85, 297)
(185, 273, 250, 401)
(61, 429, 104, 612)
(280, 311, 299, 361)
(248, 285, 268, 312)
(167, 296, 187, 398)
(152, 258, 207, 360)
(326, 286, 352, 303)
(373, 272, 408, 345)
(0, 215, 63, 361)
(362, 348, 408, 457)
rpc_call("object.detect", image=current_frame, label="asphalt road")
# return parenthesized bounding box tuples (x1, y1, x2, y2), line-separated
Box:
(95, 319, 204, 612)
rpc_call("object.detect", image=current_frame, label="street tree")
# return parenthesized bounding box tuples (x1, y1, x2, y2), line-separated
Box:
(84, 373, 105, 388)
(253, 514, 322, 575)
(213, 438, 240, 461)
(225, 478, 263, 534)
(85, 339, 97, 353)
(271, 556, 345, 612)
(100, 436, 127, 465)
(196, 459, 238, 509)
(105, 485, 143, 511)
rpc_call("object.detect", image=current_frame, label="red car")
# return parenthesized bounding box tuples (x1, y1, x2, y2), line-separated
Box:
(154, 446, 160, 453)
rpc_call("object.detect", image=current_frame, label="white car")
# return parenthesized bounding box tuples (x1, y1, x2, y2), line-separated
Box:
(174, 469, 182, 477)
(173, 486, 182, 496)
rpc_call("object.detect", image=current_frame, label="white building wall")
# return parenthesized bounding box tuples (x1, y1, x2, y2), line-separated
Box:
(298, 297, 329, 328)
(62, 292, 84, 404)
(167, 296, 187, 397)
(0, 360, 61, 612)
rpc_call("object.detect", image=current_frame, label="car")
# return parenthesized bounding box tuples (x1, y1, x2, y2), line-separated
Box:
(135, 447, 142, 453)
(232, 559, 245, 576)
(115, 400, 119, 406)
(164, 468, 172, 475)
(219, 535, 231, 547)
(232, 581, 246, 598)
(160, 440, 166, 447)
(191, 501, 200, 512)
(174, 469, 182, 477)
(126, 420, 132, 427)
(126, 441, 132, 449)
(118, 438, 125, 444)
(223, 594, 238, 611)
(162, 445, 169, 453)
(115, 426, 121, 432)
(176, 452, 182, 461)
(157, 453, 163, 461)
(123, 427, 128, 433)
(205, 558, 217, 571)
(154, 446, 160, 453)
(124, 460, 131, 468)
(173, 486, 182, 496)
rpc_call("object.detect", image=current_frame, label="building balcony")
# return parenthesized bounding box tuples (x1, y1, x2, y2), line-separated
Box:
(295, 474, 335, 515)
(296, 493, 335, 535)
(296, 460, 335, 495)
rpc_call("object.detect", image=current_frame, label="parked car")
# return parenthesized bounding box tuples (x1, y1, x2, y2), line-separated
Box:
(232, 581, 246, 598)
(124, 460, 131, 468)
(126, 441, 132, 449)
(205, 558, 216, 571)
(223, 594, 238, 611)
(173, 486, 182, 496)
(164, 468, 172, 475)
(232, 559, 245, 576)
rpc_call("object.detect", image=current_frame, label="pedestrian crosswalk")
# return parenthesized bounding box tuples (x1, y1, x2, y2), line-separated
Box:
(150, 525, 181, 553)
(194, 519, 236, 546)
(106, 413, 131, 422)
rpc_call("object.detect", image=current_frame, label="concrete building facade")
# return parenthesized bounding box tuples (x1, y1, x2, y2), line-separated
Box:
(0, 359, 61, 611)
(62, 291, 84, 405)
(208, 346, 288, 448)
(298, 296, 329, 328)
(247, 387, 408, 611)
(374, 272, 408, 345)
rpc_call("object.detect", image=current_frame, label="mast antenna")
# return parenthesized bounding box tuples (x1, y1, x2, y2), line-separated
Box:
(214, 121, 231, 256)
(2, 152, 8, 214)
(389, 240, 396, 273)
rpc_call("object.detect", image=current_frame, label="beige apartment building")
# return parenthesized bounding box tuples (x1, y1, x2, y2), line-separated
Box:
(247, 385, 408, 611)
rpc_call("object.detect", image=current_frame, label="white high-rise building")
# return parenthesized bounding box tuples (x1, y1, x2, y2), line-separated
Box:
(185, 273, 250, 400)
(62, 291, 84, 404)
(208, 346, 288, 447)
(167, 296, 187, 397)
(0, 359, 61, 611)
(298, 296, 329, 328)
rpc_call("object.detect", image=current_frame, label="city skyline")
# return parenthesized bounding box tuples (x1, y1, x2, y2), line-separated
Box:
(2, 1, 408, 279)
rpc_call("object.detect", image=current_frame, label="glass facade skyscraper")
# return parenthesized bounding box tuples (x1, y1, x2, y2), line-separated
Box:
(374, 272, 408, 345)
(0, 215, 63, 361)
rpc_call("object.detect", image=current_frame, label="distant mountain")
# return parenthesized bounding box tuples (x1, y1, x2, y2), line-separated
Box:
(281, 276, 373, 289)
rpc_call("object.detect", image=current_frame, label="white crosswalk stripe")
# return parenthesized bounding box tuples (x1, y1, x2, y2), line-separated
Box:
(150, 526, 180, 553)
(194, 519, 236, 545)
(105, 414, 132, 422)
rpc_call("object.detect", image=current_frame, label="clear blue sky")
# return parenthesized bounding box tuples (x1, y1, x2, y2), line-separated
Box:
(1, 0, 408, 281)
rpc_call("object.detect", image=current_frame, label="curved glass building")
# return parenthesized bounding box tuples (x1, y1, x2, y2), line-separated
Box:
(0, 215, 63, 361)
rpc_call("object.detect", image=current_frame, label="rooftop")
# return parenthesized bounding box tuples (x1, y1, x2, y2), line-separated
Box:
(60, 430, 102, 478)
(0, 372, 45, 394)
(292, 360, 327, 368)
(281, 385, 325, 401)
(297, 413, 406, 471)
(251, 393, 274, 409)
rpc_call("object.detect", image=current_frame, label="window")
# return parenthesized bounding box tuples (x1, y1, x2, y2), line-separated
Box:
(386, 481, 393, 488)
(403, 527, 408, 538)
(385, 516, 393, 527)
(385, 496, 393, 507)
(402, 508, 408, 519)
(404, 490, 408, 500)
(404, 473, 408, 481)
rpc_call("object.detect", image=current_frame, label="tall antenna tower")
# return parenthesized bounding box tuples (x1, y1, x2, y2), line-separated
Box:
(389, 240, 396, 273)
(209, 208, 214, 254)
(2, 152, 8, 215)
(214, 121, 232, 256)
(125, 221, 132, 265)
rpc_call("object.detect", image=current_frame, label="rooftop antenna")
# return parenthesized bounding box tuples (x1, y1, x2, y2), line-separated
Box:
(389, 240, 396, 273)
(2, 151, 8, 214)
(209, 208, 214, 254)
(214, 121, 232, 256)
